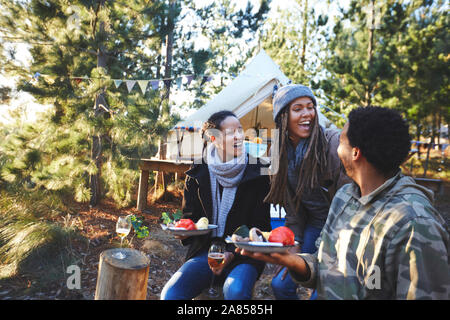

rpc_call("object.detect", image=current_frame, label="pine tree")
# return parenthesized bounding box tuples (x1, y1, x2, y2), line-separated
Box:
(319, 0, 401, 113)
(317, 0, 448, 174)
(0, 0, 178, 207)
(380, 1, 449, 176)
(174, 0, 271, 109)
(0, 0, 274, 207)
(261, 0, 328, 85)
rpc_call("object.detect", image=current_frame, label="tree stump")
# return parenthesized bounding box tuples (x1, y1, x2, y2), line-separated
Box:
(95, 248, 150, 300)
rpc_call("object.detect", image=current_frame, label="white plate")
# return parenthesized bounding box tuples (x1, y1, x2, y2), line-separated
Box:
(161, 224, 217, 236)
(225, 236, 297, 253)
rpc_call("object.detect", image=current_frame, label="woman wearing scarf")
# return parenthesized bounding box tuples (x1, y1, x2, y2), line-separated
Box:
(266, 84, 350, 300)
(161, 111, 271, 300)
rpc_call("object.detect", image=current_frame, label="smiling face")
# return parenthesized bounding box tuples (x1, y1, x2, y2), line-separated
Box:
(287, 96, 316, 145)
(213, 116, 244, 162)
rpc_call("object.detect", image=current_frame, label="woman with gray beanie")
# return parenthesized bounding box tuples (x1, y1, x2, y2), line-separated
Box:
(265, 84, 350, 300)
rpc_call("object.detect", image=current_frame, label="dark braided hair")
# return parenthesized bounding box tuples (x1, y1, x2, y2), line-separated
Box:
(200, 110, 238, 159)
(264, 104, 328, 211)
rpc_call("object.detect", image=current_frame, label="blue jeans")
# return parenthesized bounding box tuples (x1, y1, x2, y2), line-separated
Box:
(271, 224, 322, 300)
(161, 250, 259, 300)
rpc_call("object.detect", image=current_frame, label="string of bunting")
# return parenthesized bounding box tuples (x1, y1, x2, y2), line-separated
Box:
(29, 72, 238, 94)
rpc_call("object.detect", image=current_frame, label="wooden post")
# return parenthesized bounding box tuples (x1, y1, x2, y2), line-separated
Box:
(95, 248, 150, 300)
(153, 138, 167, 200)
(137, 169, 149, 212)
(136, 159, 191, 211)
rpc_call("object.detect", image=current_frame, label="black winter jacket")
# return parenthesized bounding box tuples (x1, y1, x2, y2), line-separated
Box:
(180, 156, 271, 277)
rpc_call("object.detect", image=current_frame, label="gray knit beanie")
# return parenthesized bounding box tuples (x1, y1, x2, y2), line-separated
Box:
(272, 84, 317, 121)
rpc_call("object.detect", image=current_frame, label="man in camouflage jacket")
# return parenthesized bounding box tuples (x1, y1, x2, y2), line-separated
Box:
(238, 106, 449, 299)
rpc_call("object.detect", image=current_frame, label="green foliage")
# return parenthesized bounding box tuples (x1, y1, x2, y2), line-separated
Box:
(0, 113, 94, 200)
(161, 209, 183, 225)
(0, 0, 271, 208)
(0, 188, 78, 279)
(175, 0, 271, 109)
(261, 0, 325, 85)
(0, 1, 179, 206)
(129, 215, 149, 239)
(102, 160, 139, 208)
(318, 0, 449, 138)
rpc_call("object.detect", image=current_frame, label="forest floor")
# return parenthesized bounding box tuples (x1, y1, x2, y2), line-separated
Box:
(0, 190, 310, 300)
(0, 182, 449, 300)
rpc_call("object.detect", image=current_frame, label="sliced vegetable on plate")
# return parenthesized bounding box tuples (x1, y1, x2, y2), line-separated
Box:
(226, 225, 297, 253)
(161, 217, 217, 236)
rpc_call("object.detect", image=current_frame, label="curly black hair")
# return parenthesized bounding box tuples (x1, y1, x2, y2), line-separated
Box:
(347, 106, 411, 176)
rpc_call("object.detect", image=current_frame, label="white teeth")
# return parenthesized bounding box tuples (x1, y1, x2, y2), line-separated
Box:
(299, 121, 310, 125)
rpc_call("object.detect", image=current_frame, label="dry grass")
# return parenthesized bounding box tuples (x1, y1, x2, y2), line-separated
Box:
(0, 188, 83, 292)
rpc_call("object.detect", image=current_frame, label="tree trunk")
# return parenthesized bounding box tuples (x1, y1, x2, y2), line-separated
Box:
(416, 121, 422, 159)
(300, 0, 308, 69)
(90, 14, 108, 207)
(423, 136, 433, 178)
(153, 0, 175, 201)
(365, 0, 376, 107)
(437, 108, 442, 145)
(156, 54, 162, 79)
(90, 129, 102, 207)
(423, 113, 437, 177)
(95, 248, 150, 300)
(153, 138, 167, 201)
(162, 0, 175, 102)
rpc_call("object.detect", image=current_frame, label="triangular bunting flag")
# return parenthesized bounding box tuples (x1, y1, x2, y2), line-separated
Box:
(201, 75, 213, 86)
(126, 80, 136, 93)
(150, 80, 159, 90)
(137, 80, 149, 94)
(176, 77, 182, 89)
(163, 79, 171, 88)
(114, 79, 123, 88)
(186, 75, 194, 85)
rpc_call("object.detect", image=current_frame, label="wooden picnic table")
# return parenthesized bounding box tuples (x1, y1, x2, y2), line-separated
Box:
(136, 158, 192, 211)
(413, 177, 444, 195)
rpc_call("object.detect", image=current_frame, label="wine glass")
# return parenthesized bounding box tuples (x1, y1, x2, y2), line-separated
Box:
(207, 241, 225, 298)
(113, 215, 132, 259)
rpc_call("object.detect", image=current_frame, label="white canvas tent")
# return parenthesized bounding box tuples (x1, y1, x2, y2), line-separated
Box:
(167, 49, 333, 161)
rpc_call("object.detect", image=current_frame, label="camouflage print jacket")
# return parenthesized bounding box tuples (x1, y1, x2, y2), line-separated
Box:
(290, 171, 450, 299)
